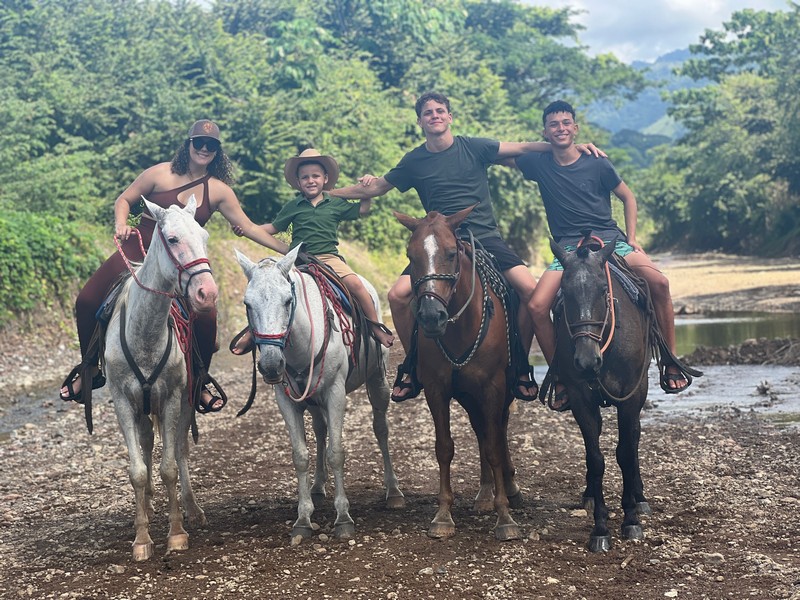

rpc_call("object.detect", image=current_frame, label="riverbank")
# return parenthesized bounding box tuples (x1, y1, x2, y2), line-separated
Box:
(2, 252, 800, 599)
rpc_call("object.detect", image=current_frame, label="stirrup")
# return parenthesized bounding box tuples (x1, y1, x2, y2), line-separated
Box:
(229, 326, 254, 356)
(511, 365, 539, 401)
(390, 363, 422, 403)
(195, 375, 228, 414)
(60, 364, 105, 404)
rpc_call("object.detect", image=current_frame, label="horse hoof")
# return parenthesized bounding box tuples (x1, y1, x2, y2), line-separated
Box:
(427, 522, 455, 539)
(494, 523, 522, 541)
(187, 508, 207, 528)
(507, 491, 524, 510)
(582, 496, 594, 511)
(166, 533, 189, 553)
(291, 526, 314, 539)
(386, 493, 406, 510)
(132, 542, 153, 562)
(636, 501, 652, 516)
(473, 499, 494, 513)
(622, 524, 644, 540)
(587, 535, 612, 553)
(335, 522, 355, 539)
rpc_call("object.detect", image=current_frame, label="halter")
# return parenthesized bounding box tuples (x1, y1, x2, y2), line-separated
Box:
(249, 279, 297, 349)
(561, 236, 616, 355)
(115, 227, 213, 299)
(411, 228, 478, 324)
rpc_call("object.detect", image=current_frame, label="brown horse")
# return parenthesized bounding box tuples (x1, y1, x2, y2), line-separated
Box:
(395, 207, 522, 541)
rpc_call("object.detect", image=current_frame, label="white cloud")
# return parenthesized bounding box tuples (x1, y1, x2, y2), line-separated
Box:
(524, 0, 791, 63)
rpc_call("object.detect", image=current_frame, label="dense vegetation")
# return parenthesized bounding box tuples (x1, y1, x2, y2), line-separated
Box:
(1, 0, 797, 327)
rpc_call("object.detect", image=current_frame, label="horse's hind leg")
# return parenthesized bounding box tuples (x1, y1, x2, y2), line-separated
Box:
(177, 401, 206, 528)
(366, 367, 405, 509)
(308, 405, 328, 505)
(616, 397, 649, 541)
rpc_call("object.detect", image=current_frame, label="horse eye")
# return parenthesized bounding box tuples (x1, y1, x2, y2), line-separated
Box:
(167, 235, 179, 244)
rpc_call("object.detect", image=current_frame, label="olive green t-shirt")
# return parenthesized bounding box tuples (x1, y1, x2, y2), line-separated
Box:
(272, 192, 361, 256)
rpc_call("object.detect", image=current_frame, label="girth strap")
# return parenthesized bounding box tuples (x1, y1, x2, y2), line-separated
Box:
(119, 302, 174, 415)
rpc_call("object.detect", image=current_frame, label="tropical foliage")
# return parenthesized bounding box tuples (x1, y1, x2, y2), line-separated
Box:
(0, 0, 796, 325)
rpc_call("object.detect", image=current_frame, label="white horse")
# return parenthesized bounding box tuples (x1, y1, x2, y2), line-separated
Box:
(235, 246, 405, 540)
(103, 196, 218, 561)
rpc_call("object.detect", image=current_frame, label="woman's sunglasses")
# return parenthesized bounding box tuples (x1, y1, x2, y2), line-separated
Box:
(190, 137, 221, 153)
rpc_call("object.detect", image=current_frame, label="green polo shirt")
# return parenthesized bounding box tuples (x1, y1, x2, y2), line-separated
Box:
(272, 192, 361, 256)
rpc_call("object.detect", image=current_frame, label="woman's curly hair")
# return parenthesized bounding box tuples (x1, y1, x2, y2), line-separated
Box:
(170, 140, 235, 186)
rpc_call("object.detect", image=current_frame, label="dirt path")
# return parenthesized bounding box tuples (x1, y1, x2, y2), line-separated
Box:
(1, 253, 799, 599)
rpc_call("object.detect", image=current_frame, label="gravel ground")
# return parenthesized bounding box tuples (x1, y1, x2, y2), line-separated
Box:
(1, 254, 799, 600)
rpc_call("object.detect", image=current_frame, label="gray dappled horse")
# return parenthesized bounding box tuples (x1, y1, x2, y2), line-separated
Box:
(104, 197, 217, 561)
(549, 237, 652, 552)
(235, 246, 405, 541)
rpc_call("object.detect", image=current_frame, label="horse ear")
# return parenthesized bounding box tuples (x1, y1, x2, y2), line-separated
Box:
(393, 210, 419, 231)
(235, 248, 257, 280)
(550, 238, 569, 265)
(277, 245, 301, 277)
(445, 205, 476, 231)
(183, 194, 198, 217)
(600, 240, 616, 262)
(142, 196, 165, 221)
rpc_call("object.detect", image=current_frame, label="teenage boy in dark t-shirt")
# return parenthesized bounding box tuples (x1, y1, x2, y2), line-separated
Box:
(512, 100, 694, 410)
(330, 91, 603, 402)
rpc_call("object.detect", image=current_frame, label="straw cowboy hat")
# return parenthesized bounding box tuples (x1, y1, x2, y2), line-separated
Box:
(284, 148, 340, 191)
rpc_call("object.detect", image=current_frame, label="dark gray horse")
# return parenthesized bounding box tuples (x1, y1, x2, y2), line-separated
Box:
(547, 235, 652, 552)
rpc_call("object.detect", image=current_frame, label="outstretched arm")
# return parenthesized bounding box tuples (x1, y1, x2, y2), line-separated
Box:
(216, 188, 290, 254)
(497, 141, 607, 159)
(329, 175, 395, 200)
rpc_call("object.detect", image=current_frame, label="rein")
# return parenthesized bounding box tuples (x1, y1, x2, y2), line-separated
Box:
(114, 227, 213, 299)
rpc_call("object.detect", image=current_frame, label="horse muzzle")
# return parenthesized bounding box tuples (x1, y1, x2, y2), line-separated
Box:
(416, 297, 448, 338)
(257, 350, 285, 384)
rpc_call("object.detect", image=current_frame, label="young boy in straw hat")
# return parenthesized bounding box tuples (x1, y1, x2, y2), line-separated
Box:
(231, 148, 394, 351)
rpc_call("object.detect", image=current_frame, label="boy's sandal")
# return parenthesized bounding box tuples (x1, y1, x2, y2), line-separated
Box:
(195, 375, 228, 414)
(229, 326, 254, 356)
(60, 365, 106, 403)
(390, 364, 422, 403)
(364, 318, 393, 336)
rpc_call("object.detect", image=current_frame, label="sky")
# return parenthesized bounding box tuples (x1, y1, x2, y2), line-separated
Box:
(525, 0, 791, 63)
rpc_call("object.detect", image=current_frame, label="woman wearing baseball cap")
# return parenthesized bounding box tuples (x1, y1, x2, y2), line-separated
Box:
(60, 119, 288, 412)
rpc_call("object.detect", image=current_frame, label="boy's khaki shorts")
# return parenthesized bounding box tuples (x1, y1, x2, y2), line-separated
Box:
(316, 253, 356, 279)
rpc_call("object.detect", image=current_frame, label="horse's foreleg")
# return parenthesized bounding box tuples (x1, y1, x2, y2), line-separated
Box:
(308, 405, 328, 504)
(325, 389, 355, 538)
(466, 406, 495, 513)
(177, 400, 206, 528)
(427, 395, 456, 539)
(139, 415, 156, 522)
(159, 400, 190, 555)
(366, 369, 405, 509)
(277, 396, 314, 540)
(573, 399, 610, 552)
(478, 403, 521, 541)
(115, 400, 154, 561)
(616, 398, 649, 541)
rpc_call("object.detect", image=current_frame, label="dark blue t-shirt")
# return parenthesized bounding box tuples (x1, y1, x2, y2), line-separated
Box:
(515, 152, 625, 246)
